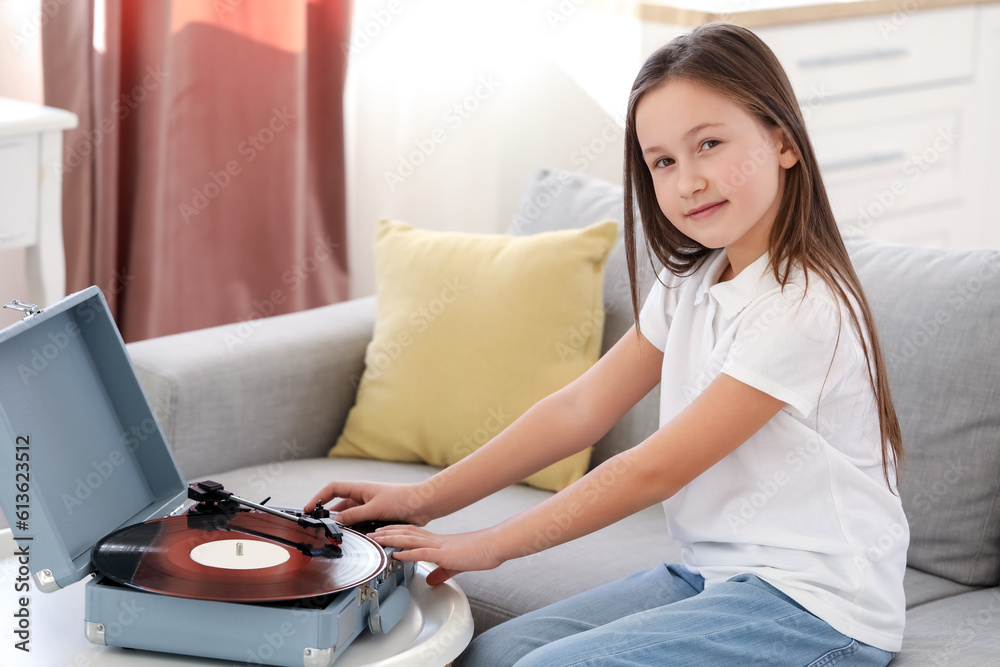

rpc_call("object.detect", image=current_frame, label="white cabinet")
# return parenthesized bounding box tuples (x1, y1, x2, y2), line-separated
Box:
(641, 4, 996, 248)
(759, 8, 976, 102)
(0, 97, 77, 307)
(804, 82, 976, 246)
(0, 134, 40, 246)
(756, 6, 986, 247)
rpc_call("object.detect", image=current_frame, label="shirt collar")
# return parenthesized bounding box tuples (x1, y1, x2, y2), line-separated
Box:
(695, 250, 776, 319)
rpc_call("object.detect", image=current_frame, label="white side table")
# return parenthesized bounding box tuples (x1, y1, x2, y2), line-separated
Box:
(0, 97, 77, 307)
(0, 529, 474, 666)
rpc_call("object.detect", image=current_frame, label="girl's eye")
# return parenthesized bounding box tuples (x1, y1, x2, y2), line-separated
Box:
(700, 139, 720, 151)
(653, 157, 674, 168)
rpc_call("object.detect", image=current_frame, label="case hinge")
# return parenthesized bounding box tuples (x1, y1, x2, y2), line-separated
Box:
(4, 300, 43, 319)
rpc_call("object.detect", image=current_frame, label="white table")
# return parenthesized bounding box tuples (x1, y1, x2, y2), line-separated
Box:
(0, 529, 474, 666)
(0, 97, 77, 308)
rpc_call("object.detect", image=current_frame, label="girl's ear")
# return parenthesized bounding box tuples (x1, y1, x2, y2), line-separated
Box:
(775, 129, 799, 170)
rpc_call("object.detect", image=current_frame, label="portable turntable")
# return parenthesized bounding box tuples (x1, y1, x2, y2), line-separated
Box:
(0, 287, 416, 667)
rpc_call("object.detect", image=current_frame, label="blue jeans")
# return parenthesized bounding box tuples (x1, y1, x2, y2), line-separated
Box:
(459, 564, 896, 667)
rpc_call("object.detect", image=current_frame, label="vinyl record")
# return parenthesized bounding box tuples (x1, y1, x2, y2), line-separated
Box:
(91, 512, 387, 601)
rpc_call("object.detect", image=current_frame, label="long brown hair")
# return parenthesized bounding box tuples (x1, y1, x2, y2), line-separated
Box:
(623, 23, 903, 488)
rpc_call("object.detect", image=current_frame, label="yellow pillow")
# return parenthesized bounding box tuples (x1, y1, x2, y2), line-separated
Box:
(329, 218, 618, 492)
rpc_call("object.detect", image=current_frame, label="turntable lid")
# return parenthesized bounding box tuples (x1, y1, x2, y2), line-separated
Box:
(0, 287, 187, 592)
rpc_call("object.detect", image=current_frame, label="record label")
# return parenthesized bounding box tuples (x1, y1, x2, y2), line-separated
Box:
(189, 539, 291, 570)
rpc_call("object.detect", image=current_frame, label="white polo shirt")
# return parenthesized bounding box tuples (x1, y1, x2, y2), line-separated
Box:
(638, 248, 908, 652)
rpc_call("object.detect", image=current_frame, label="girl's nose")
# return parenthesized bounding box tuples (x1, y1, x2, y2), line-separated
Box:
(677, 163, 707, 199)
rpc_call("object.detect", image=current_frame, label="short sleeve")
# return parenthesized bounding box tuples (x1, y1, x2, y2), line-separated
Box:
(638, 268, 676, 352)
(721, 289, 858, 419)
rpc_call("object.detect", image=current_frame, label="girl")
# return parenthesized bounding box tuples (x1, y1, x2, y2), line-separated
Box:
(308, 23, 908, 666)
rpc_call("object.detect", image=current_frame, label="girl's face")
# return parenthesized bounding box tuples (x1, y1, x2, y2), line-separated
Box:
(635, 78, 798, 273)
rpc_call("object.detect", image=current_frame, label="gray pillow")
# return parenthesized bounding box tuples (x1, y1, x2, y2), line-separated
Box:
(845, 234, 1000, 586)
(508, 169, 655, 352)
(508, 169, 659, 469)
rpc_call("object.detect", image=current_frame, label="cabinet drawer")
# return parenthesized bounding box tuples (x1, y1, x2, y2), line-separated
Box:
(840, 199, 975, 249)
(0, 133, 40, 249)
(807, 84, 974, 231)
(758, 7, 975, 103)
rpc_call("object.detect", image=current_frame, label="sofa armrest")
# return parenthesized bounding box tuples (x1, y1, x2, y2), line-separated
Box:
(125, 296, 376, 478)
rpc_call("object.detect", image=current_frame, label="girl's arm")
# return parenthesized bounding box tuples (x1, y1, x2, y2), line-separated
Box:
(306, 324, 664, 526)
(372, 371, 785, 584)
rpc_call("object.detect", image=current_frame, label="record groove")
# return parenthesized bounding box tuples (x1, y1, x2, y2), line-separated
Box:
(92, 512, 386, 601)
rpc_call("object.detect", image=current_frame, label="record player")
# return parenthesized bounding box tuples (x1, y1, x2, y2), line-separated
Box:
(0, 287, 413, 667)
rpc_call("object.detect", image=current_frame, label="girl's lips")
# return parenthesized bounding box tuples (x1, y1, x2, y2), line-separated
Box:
(686, 201, 726, 221)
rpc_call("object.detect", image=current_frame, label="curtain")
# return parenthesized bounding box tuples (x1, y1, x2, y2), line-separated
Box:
(42, 0, 351, 342)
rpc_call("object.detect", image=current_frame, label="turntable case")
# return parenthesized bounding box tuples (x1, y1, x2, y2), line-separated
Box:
(0, 286, 188, 591)
(0, 287, 412, 667)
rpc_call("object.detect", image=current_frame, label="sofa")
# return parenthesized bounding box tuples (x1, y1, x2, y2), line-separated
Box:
(125, 170, 1000, 665)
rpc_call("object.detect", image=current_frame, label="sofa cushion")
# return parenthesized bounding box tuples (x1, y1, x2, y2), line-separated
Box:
(330, 219, 618, 492)
(903, 567, 984, 610)
(204, 456, 680, 638)
(845, 235, 1000, 587)
(508, 169, 660, 469)
(206, 455, 997, 658)
(890, 587, 1000, 666)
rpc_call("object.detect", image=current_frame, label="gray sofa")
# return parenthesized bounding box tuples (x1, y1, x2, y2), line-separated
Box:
(126, 170, 1000, 664)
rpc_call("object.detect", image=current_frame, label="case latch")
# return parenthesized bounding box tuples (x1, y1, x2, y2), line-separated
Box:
(3, 300, 43, 319)
(363, 581, 410, 634)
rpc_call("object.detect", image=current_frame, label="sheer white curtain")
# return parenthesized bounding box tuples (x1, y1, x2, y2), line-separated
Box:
(344, 0, 642, 298)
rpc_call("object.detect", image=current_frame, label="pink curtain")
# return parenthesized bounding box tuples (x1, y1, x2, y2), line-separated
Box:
(42, 0, 351, 342)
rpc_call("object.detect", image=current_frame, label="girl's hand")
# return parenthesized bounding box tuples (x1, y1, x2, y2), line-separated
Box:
(370, 524, 505, 586)
(304, 481, 436, 527)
